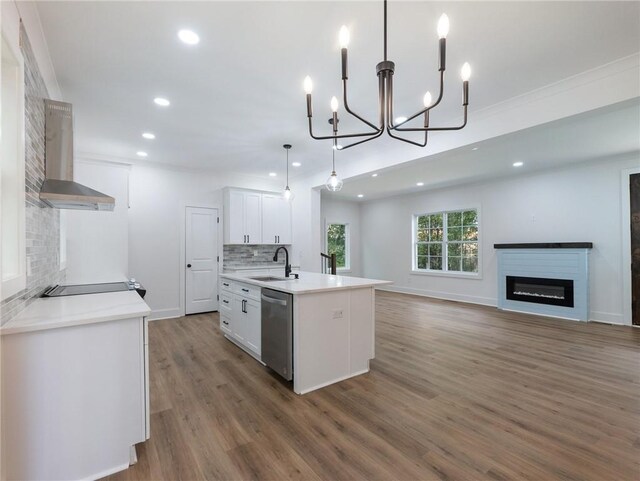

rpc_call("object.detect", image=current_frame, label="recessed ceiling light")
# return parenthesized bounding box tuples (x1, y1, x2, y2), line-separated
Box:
(136, 151, 148, 158)
(416, 182, 424, 186)
(292, 162, 301, 167)
(357, 194, 364, 198)
(178, 29, 200, 45)
(513, 161, 524, 167)
(395, 116, 407, 124)
(269, 172, 277, 177)
(142, 132, 155, 140)
(153, 97, 170, 107)
(371, 173, 378, 177)
(472, 147, 478, 151)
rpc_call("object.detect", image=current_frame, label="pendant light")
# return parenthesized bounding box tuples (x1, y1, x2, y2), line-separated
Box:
(325, 147, 343, 192)
(282, 144, 294, 201)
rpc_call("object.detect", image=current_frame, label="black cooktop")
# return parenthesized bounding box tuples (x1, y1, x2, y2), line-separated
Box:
(42, 282, 145, 298)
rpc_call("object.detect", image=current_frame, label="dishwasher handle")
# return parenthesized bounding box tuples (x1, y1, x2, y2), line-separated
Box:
(261, 293, 288, 306)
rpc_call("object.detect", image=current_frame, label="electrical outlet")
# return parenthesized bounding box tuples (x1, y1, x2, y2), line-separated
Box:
(332, 309, 343, 319)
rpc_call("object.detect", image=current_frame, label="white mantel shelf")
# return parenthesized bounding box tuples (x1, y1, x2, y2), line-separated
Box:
(219, 271, 392, 295)
(1, 290, 151, 335)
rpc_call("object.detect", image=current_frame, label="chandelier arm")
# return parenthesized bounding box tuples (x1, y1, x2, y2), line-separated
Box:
(389, 71, 445, 130)
(338, 128, 386, 150)
(308, 117, 385, 140)
(342, 79, 382, 132)
(393, 106, 468, 132)
(385, 126, 428, 147)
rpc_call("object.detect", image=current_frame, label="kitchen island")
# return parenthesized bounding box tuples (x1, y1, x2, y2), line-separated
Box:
(219, 271, 391, 394)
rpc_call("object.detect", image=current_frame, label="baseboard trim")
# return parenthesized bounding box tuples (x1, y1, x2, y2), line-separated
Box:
(296, 368, 370, 395)
(376, 286, 628, 326)
(589, 311, 628, 325)
(376, 285, 496, 307)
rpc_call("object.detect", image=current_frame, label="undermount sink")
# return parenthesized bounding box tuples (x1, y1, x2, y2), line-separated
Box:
(248, 276, 289, 282)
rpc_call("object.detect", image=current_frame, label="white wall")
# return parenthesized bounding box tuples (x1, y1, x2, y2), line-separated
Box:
(126, 163, 279, 320)
(64, 159, 279, 320)
(65, 160, 130, 283)
(359, 154, 639, 325)
(320, 196, 362, 277)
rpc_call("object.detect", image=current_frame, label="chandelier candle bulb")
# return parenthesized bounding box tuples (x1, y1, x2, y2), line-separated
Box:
(339, 26, 350, 48)
(303, 76, 313, 94)
(423, 91, 432, 107)
(437, 14, 450, 39)
(330, 96, 339, 113)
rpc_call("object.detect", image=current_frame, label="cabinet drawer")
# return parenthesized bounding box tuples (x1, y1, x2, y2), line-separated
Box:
(220, 314, 232, 335)
(220, 279, 234, 293)
(233, 282, 260, 301)
(220, 292, 233, 311)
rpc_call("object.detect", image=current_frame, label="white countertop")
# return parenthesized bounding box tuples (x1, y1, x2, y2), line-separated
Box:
(220, 270, 392, 294)
(1, 291, 151, 336)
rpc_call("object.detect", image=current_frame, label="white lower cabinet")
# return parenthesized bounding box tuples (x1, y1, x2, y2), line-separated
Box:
(219, 279, 261, 357)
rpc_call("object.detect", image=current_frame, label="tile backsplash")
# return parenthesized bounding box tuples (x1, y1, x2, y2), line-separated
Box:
(1, 25, 65, 325)
(223, 244, 291, 270)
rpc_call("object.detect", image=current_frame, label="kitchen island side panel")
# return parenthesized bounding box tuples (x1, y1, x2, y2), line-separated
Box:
(293, 287, 375, 394)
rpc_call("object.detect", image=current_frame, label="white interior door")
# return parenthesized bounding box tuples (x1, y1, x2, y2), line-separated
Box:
(186, 207, 219, 315)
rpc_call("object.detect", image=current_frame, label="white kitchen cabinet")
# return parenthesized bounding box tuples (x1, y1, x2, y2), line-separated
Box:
(243, 298, 261, 355)
(223, 188, 291, 245)
(218, 279, 261, 357)
(2, 316, 148, 481)
(224, 189, 262, 244)
(262, 194, 292, 245)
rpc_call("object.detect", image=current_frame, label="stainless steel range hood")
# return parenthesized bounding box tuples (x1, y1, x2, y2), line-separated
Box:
(40, 99, 115, 211)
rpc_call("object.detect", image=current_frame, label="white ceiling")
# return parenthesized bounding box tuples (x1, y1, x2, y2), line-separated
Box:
(36, 1, 640, 180)
(322, 98, 640, 201)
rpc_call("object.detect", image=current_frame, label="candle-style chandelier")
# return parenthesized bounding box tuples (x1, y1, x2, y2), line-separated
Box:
(303, 0, 471, 150)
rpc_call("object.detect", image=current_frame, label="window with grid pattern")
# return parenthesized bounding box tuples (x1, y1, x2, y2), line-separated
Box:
(414, 209, 478, 274)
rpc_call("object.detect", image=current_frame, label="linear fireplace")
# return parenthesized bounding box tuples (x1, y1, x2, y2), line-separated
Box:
(495, 243, 592, 321)
(506, 276, 574, 308)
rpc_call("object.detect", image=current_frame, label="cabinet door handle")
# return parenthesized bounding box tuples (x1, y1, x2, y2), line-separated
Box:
(277, 235, 279, 243)
(222, 299, 229, 304)
(275, 235, 277, 243)
(242, 299, 247, 313)
(242, 288, 249, 292)
(248, 235, 250, 243)
(222, 282, 229, 287)
(222, 320, 229, 325)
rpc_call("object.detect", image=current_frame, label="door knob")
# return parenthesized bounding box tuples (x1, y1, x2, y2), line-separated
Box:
(187, 264, 192, 268)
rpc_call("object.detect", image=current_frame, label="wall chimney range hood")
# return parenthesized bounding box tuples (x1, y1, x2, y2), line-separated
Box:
(40, 99, 115, 211)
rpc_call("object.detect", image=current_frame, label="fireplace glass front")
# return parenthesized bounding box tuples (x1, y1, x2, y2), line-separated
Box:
(506, 276, 574, 308)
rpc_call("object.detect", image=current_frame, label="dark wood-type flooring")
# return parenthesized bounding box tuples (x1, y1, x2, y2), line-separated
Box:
(104, 291, 640, 481)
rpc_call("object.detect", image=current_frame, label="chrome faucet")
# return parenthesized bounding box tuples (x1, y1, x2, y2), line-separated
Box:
(273, 246, 292, 278)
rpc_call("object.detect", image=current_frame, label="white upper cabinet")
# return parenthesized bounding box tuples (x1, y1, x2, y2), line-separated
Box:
(224, 189, 263, 244)
(224, 188, 291, 245)
(261, 194, 292, 245)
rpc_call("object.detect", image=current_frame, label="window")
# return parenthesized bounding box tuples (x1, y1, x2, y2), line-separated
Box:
(326, 223, 350, 270)
(1, 33, 26, 299)
(413, 209, 478, 274)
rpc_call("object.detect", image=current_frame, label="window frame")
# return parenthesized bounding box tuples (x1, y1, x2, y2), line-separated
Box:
(411, 207, 482, 279)
(1, 30, 26, 300)
(325, 221, 351, 272)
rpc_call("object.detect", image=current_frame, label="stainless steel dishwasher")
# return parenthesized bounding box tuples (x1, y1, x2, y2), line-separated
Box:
(261, 288, 293, 381)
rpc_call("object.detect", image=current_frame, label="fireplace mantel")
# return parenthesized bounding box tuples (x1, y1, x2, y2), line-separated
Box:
(494, 242, 593, 249)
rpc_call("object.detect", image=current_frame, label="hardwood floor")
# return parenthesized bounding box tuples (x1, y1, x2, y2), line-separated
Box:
(104, 291, 640, 481)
